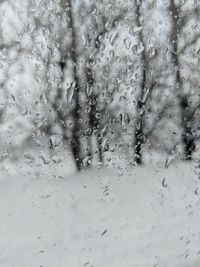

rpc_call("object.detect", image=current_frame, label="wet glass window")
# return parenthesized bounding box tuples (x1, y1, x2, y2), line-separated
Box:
(0, 0, 200, 266)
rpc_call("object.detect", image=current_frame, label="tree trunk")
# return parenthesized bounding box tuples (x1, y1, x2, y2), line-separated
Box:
(97, 132, 103, 164)
(88, 93, 103, 164)
(169, 0, 195, 160)
(180, 97, 195, 160)
(86, 55, 104, 164)
(134, 97, 145, 164)
(133, 0, 146, 164)
(67, 0, 82, 170)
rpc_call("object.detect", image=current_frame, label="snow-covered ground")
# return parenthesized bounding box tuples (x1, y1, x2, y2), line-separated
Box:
(0, 161, 200, 267)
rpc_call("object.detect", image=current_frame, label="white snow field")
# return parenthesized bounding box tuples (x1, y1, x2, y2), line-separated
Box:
(0, 162, 200, 267)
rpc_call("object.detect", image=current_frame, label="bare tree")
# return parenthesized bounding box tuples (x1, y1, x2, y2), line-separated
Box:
(133, 0, 158, 164)
(169, 0, 197, 160)
(133, 0, 147, 164)
(84, 10, 129, 165)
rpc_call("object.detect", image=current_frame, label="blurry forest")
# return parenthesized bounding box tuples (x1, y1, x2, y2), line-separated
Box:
(0, 0, 200, 171)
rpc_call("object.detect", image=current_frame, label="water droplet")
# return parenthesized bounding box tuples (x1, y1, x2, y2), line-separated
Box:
(109, 50, 114, 60)
(123, 38, 131, 50)
(52, 155, 63, 164)
(49, 135, 62, 148)
(100, 126, 108, 137)
(95, 113, 101, 119)
(102, 139, 109, 152)
(91, 7, 97, 15)
(67, 82, 76, 103)
(109, 33, 119, 46)
(86, 83, 93, 96)
(39, 155, 51, 165)
(21, 105, 28, 116)
(162, 178, 168, 188)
